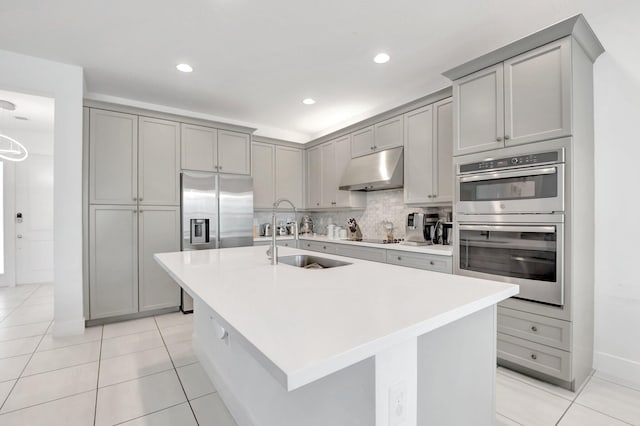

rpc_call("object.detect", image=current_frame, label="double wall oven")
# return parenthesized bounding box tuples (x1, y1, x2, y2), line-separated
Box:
(454, 143, 567, 306)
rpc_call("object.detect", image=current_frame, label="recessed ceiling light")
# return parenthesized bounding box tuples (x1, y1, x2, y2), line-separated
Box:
(373, 53, 390, 64)
(302, 98, 316, 105)
(176, 63, 193, 73)
(14, 116, 29, 120)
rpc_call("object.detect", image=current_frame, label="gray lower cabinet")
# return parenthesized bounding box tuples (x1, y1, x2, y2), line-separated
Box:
(89, 205, 139, 319)
(498, 333, 571, 381)
(334, 245, 387, 263)
(300, 241, 337, 255)
(386, 250, 453, 274)
(253, 240, 297, 248)
(497, 307, 571, 351)
(138, 206, 181, 312)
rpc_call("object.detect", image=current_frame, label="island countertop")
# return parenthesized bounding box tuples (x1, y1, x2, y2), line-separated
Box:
(155, 246, 518, 391)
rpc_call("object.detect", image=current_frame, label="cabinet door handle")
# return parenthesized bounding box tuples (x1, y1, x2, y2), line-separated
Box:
(133, 209, 137, 213)
(219, 166, 223, 170)
(530, 353, 538, 360)
(496, 137, 503, 142)
(316, 202, 320, 206)
(323, 246, 327, 249)
(370, 146, 375, 150)
(427, 195, 432, 198)
(307, 243, 311, 247)
(133, 197, 137, 201)
(139, 209, 144, 213)
(530, 325, 538, 332)
(373, 145, 377, 150)
(429, 261, 434, 265)
(505, 135, 511, 140)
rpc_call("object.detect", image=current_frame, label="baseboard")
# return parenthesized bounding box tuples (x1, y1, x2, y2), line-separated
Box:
(51, 317, 86, 337)
(193, 335, 255, 426)
(594, 351, 640, 391)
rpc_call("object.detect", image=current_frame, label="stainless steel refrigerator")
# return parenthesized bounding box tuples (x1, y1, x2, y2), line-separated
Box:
(180, 171, 254, 313)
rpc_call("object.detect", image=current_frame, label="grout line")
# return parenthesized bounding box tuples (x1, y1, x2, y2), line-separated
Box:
(496, 412, 524, 425)
(0, 284, 48, 328)
(554, 400, 574, 425)
(498, 368, 576, 401)
(93, 325, 104, 426)
(153, 315, 200, 426)
(0, 388, 97, 417)
(591, 374, 640, 394)
(571, 400, 636, 425)
(110, 401, 188, 426)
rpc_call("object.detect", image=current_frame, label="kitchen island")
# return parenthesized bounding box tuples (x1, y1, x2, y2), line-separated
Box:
(155, 246, 518, 426)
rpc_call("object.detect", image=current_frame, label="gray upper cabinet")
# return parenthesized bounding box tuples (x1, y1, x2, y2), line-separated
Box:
(374, 115, 404, 152)
(320, 142, 337, 207)
(404, 104, 434, 204)
(453, 63, 504, 156)
(89, 205, 139, 319)
(138, 206, 181, 312)
(350, 126, 375, 157)
(433, 98, 454, 203)
(504, 38, 572, 146)
(138, 117, 180, 206)
(218, 130, 251, 175)
(306, 145, 322, 208)
(251, 142, 276, 208)
(275, 145, 304, 208)
(181, 123, 218, 172)
(89, 109, 138, 205)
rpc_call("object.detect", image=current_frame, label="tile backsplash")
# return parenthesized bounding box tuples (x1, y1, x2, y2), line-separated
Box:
(254, 189, 451, 239)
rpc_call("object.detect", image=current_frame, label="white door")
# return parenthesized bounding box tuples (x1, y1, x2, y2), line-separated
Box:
(15, 154, 54, 284)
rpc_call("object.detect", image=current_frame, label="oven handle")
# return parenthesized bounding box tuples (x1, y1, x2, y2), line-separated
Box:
(458, 166, 557, 183)
(459, 224, 556, 233)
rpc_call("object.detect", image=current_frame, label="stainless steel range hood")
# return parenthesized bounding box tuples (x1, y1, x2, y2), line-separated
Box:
(339, 146, 404, 191)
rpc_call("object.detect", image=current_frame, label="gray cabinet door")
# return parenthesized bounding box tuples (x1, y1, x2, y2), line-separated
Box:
(403, 104, 434, 204)
(351, 126, 374, 157)
(321, 142, 337, 207)
(453, 63, 505, 156)
(275, 145, 304, 208)
(374, 115, 404, 152)
(89, 109, 138, 205)
(335, 245, 387, 263)
(138, 117, 180, 206)
(252, 142, 275, 208)
(333, 135, 353, 207)
(306, 145, 322, 208)
(433, 98, 453, 203)
(181, 123, 217, 172)
(218, 130, 251, 175)
(138, 206, 181, 312)
(504, 38, 572, 146)
(89, 205, 138, 319)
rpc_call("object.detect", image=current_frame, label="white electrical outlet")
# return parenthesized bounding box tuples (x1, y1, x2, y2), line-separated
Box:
(389, 381, 407, 426)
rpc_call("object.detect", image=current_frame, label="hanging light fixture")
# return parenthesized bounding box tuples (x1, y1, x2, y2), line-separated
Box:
(0, 100, 28, 162)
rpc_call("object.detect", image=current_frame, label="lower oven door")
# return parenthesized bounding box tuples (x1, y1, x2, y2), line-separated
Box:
(455, 223, 564, 306)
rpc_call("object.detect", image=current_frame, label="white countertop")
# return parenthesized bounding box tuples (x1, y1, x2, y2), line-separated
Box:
(299, 235, 454, 256)
(155, 246, 517, 391)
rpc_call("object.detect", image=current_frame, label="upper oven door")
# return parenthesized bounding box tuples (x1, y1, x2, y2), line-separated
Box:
(455, 222, 564, 306)
(456, 164, 565, 214)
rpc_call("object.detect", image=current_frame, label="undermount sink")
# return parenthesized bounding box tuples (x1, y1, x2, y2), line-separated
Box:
(278, 255, 352, 269)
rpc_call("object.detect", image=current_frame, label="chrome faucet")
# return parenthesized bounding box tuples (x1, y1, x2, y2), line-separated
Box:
(267, 198, 298, 265)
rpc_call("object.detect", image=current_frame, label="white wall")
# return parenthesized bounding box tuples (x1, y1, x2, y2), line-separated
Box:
(591, 2, 640, 386)
(0, 49, 84, 336)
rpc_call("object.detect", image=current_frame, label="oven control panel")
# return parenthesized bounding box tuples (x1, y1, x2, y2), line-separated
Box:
(459, 151, 560, 174)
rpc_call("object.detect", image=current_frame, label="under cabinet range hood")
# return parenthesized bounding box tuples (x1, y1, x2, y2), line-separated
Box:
(339, 146, 404, 191)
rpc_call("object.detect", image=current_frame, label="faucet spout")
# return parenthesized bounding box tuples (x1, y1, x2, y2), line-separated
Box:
(269, 198, 297, 265)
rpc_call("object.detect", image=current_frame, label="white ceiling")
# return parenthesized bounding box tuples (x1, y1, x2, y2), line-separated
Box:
(0, 0, 631, 142)
(0, 89, 54, 134)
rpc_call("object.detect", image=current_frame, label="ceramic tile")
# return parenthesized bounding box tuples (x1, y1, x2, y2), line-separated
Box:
(102, 317, 158, 339)
(0, 390, 96, 425)
(496, 372, 571, 426)
(155, 312, 193, 330)
(101, 329, 164, 359)
(496, 413, 522, 425)
(36, 325, 102, 351)
(191, 392, 237, 426)
(99, 346, 173, 387)
(23, 340, 100, 376)
(94, 370, 186, 426)
(159, 323, 193, 345)
(120, 402, 198, 426)
(0, 322, 50, 342)
(1, 361, 98, 413)
(166, 341, 198, 368)
(0, 336, 41, 359)
(558, 403, 631, 425)
(176, 362, 216, 400)
(0, 307, 53, 328)
(497, 366, 579, 401)
(575, 377, 640, 425)
(0, 379, 16, 406)
(0, 355, 30, 382)
(20, 296, 54, 307)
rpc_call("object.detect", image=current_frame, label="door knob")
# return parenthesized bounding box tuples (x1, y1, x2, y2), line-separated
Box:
(17, 234, 23, 239)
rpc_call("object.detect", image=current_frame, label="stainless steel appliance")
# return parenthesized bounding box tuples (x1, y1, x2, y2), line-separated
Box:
(455, 215, 564, 306)
(435, 221, 453, 245)
(455, 148, 565, 215)
(405, 213, 428, 245)
(180, 171, 253, 312)
(339, 147, 404, 191)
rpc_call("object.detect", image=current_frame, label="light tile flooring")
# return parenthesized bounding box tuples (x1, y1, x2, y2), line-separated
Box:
(0, 283, 639, 425)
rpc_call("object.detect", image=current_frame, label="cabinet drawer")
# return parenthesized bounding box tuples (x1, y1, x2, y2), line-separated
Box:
(498, 307, 571, 351)
(278, 240, 297, 248)
(498, 333, 571, 381)
(301, 241, 336, 254)
(385, 250, 452, 273)
(335, 245, 386, 263)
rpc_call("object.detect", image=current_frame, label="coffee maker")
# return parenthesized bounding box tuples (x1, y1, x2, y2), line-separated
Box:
(406, 213, 440, 245)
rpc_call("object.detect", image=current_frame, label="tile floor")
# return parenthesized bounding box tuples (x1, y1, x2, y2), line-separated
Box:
(0, 283, 639, 425)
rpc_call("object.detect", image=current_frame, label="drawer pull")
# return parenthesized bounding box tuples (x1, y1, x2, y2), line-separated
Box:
(307, 244, 311, 247)
(530, 353, 538, 360)
(429, 261, 434, 265)
(530, 325, 538, 332)
(397, 256, 402, 261)
(323, 246, 327, 249)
